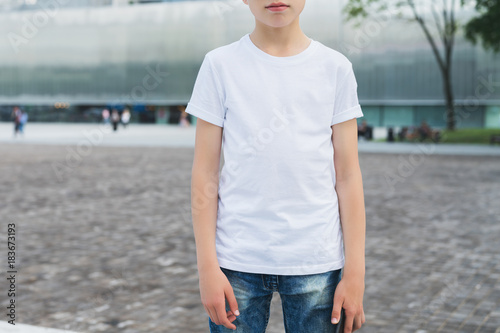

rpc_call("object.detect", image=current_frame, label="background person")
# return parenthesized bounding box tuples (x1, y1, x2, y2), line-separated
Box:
(11, 106, 22, 137)
(102, 108, 110, 124)
(19, 110, 28, 135)
(111, 109, 120, 132)
(178, 105, 191, 127)
(121, 108, 131, 128)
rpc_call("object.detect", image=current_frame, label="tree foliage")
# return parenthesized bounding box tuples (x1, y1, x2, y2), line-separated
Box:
(465, 0, 500, 53)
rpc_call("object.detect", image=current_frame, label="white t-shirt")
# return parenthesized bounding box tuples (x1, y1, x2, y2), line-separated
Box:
(186, 33, 364, 275)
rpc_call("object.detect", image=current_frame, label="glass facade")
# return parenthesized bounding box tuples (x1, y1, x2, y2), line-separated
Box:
(0, 0, 213, 12)
(0, 0, 499, 126)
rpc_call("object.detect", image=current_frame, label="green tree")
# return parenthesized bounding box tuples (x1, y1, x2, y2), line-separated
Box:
(465, 0, 500, 53)
(344, 0, 463, 131)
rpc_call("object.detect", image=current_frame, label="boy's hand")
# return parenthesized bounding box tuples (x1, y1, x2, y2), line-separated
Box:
(199, 266, 240, 330)
(331, 274, 365, 332)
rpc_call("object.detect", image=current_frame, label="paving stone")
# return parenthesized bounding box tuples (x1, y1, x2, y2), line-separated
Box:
(1, 144, 499, 332)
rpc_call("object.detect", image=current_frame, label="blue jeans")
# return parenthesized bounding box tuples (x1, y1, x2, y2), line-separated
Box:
(209, 267, 344, 333)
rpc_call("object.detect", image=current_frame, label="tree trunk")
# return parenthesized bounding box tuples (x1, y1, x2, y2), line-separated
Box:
(443, 65, 456, 131)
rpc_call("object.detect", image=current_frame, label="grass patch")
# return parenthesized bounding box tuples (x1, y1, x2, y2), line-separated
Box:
(370, 128, 500, 144)
(440, 128, 500, 144)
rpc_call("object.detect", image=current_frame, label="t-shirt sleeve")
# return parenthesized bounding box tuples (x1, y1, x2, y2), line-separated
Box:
(331, 63, 364, 126)
(185, 54, 226, 127)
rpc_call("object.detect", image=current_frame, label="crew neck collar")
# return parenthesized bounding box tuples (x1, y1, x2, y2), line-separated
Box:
(242, 33, 318, 64)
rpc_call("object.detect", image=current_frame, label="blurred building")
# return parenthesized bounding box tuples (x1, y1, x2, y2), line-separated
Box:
(0, 0, 499, 127)
(0, 0, 210, 11)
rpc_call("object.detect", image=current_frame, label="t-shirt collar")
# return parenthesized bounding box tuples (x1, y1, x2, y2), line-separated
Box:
(242, 32, 318, 65)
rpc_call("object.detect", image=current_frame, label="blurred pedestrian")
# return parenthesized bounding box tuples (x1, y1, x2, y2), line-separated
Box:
(417, 120, 432, 141)
(178, 105, 191, 127)
(398, 127, 409, 141)
(11, 106, 22, 137)
(387, 127, 395, 142)
(121, 108, 131, 128)
(19, 110, 28, 135)
(111, 109, 120, 132)
(357, 120, 373, 141)
(102, 108, 110, 124)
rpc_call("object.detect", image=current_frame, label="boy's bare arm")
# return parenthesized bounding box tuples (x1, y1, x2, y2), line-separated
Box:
(191, 118, 240, 330)
(331, 118, 366, 333)
(191, 118, 223, 271)
(332, 118, 366, 278)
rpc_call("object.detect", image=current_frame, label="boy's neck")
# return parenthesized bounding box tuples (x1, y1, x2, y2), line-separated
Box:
(249, 19, 311, 57)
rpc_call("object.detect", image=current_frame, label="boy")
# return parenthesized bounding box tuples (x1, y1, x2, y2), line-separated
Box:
(187, 1, 366, 332)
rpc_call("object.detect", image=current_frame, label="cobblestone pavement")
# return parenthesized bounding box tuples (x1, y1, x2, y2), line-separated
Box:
(1, 144, 499, 333)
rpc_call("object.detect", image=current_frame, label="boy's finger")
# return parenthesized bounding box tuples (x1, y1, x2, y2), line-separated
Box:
(225, 286, 240, 318)
(216, 303, 236, 330)
(206, 306, 218, 325)
(226, 310, 237, 322)
(331, 296, 343, 324)
(354, 315, 362, 331)
(343, 312, 354, 333)
(212, 306, 224, 326)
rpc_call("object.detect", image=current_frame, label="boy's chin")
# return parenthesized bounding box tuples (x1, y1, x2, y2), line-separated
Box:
(256, 16, 297, 29)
